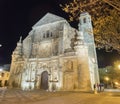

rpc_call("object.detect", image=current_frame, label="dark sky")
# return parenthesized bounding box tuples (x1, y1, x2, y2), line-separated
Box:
(0, 0, 120, 67)
(0, 0, 69, 64)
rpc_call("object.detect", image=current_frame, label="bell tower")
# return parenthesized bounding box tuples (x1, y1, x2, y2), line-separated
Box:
(78, 12, 100, 89)
(78, 12, 93, 43)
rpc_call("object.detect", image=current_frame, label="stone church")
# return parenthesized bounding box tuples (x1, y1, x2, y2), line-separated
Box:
(9, 12, 99, 91)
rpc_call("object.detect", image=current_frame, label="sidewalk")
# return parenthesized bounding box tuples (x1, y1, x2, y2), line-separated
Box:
(0, 89, 120, 104)
(104, 89, 120, 92)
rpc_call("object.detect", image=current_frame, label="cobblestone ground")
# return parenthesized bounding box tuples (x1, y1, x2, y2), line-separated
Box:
(0, 88, 120, 104)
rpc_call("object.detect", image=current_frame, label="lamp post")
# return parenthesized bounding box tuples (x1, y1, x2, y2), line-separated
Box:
(105, 77, 109, 88)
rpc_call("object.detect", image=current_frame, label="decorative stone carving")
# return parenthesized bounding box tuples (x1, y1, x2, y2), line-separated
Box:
(38, 43, 51, 58)
(64, 60, 73, 71)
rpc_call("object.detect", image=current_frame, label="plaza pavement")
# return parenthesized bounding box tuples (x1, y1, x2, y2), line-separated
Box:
(0, 88, 120, 104)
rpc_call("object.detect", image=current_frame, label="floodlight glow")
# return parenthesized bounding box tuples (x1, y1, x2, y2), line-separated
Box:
(115, 82, 119, 85)
(118, 65, 120, 69)
(0, 68, 3, 71)
(105, 77, 109, 81)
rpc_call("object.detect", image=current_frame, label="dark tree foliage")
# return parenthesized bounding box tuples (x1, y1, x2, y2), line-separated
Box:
(61, 0, 120, 52)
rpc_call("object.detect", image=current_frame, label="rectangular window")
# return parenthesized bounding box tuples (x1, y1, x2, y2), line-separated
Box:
(1, 73, 4, 77)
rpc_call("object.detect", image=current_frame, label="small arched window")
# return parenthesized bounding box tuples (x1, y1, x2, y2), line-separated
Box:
(88, 17, 91, 23)
(47, 31, 49, 38)
(50, 32, 52, 37)
(43, 33, 45, 38)
(83, 18, 86, 23)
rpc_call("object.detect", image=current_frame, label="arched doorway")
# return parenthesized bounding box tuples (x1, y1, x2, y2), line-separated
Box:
(41, 71, 48, 90)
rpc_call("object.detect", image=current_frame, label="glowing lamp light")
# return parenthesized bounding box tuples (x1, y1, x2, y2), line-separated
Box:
(0, 44, 2, 47)
(105, 77, 109, 81)
(115, 82, 119, 85)
(0, 68, 3, 71)
(118, 65, 120, 69)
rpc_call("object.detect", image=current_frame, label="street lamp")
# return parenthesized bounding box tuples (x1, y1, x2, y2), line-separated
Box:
(115, 82, 118, 85)
(0, 44, 2, 47)
(105, 77, 109, 88)
(118, 65, 120, 69)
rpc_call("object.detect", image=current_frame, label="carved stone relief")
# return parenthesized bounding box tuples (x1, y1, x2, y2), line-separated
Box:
(31, 43, 38, 57)
(64, 60, 73, 71)
(38, 43, 51, 58)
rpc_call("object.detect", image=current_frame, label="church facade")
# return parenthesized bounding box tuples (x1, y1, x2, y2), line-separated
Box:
(9, 12, 99, 91)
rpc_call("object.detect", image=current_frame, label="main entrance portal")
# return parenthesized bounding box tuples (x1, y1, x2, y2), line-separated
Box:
(41, 71, 48, 90)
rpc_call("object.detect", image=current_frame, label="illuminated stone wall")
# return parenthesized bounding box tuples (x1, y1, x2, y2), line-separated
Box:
(0, 70, 10, 87)
(9, 12, 99, 91)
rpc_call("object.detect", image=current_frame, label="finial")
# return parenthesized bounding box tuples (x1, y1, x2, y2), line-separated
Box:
(19, 36, 22, 43)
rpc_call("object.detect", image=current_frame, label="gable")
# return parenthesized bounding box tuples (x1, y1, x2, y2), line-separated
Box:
(32, 13, 65, 28)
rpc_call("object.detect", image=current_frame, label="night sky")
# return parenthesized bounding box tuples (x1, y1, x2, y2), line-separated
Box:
(0, 0, 120, 67)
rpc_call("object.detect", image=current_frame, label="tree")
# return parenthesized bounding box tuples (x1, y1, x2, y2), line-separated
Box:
(94, 10, 120, 52)
(99, 66, 111, 84)
(60, 0, 120, 52)
(99, 63, 120, 88)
